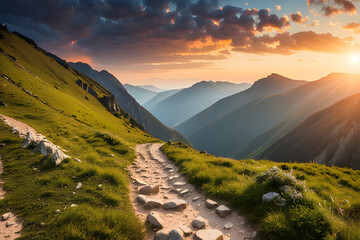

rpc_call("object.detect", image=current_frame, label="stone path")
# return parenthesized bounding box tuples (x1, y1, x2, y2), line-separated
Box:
(129, 143, 256, 240)
(0, 154, 22, 239)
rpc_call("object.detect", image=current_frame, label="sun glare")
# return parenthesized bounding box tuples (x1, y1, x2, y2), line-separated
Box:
(350, 54, 359, 64)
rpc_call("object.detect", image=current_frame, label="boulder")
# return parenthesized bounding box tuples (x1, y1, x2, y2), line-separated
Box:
(52, 149, 68, 165)
(205, 199, 218, 209)
(163, 199, 187, 210)
(147, 212, 164, 229)
(136, 195, 150, 205)
(40, 140, 57, 155)
(169, 228, 184, 240)
(194, 229, 224, 240)
(139, 185, 160, 195)
(23, 131, 34, 148)
(154, 229, 169, 240)
(191, 216, 207, 229)
(215, 205, 231, 218)
(262, 192, 280, 202)
(144, 199, 163, 209)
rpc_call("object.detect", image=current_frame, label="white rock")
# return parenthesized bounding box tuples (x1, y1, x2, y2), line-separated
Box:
(1, 212, 13, 221)
(136, 195, 150, 204)
(205, 199, 218, 209)
(40, 140, 57, 155)
(70, 204, 78, 208)
(179, 225, 193, 236)
(191, 216, 207, 229)
(23, 131, 34, 148)
(52, 149, 68, 165)
(75, 182, 82, 190)
(262, 192, 280, 202)
(146, 212, 164, 229)
(224, 222, 233, 229)
(192, 196, 200, 202)
(195, 229, 224, 240)
(174, 182, 186, 187)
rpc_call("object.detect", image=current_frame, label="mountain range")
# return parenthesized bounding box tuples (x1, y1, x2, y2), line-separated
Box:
(123, 84, 158, 105)
(148, 81, 250, 127)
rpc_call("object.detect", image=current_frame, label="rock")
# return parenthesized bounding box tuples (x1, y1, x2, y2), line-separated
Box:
(134, 179, 147, 185)
(216, 205, 231, 218)
(74, 158, 82, 162)
(195, 229, 224, 240)
(179, 225, 192, 236)
(191, 216, 207, 229)
(154, 229, 169, 240)
(163, 199, 187, 210)
(110, 154, 115, 157)
(136, 195, 150, 204)
(23, 131, 34, 148)
(1, 212, 13, 221)
(164, 165, 173, 170)
(279, 185, 292, 193)
(192, 196, 200, 201)
(55, 209, 61, 213)
(205, 199, 218, 209)
(146, 212, 164, 229)
(139, 185, 160, 195)
(169, 228, 184, 240)
(75, 182, 82, 190)
(174, 182, 186, 187)
(144, 199, 163, 209)
(0, 143, 5, 148)
(40, 140, 57, 155)
(52, 149, 68, 165)
(224, 222, 233, 229)
(262, 192, 279, 202)
(179, 189, 191, 196)
(70, 204, 78, 208)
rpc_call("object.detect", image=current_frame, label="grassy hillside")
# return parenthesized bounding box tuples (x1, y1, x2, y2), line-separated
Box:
(0, 24, 158, 239)
(69, 62, 190, 144)
(175, 73, 306, 138)
(162, 142, 360, 240)
(261, 93, 360, 169)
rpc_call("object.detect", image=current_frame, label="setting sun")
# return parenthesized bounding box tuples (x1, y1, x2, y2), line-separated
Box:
(350, 54, 360, 64)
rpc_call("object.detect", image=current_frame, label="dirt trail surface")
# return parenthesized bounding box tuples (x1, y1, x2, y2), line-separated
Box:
(129, 143, 255, 240)
(0, 114, 44, 141)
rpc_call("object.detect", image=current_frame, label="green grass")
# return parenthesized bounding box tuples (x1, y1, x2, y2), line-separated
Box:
(0, 27, 162, 239)
(162, 142, 360, 240)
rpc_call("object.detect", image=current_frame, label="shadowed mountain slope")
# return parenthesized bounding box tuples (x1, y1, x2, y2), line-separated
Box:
(123, 84, 157, 105)
(175, 74, 306, 137)
(261, 93, 360, 170)
(68, 62, 190, 144)
(143, 89, 182, 110)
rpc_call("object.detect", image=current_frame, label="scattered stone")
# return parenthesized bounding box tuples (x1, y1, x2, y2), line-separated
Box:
(139, 185, 160, 195)
(140, 169, 147, 173)
(52, 149, 68, 165)
(146, 212, 164, 229)
(55, 209, 61, 213)
(163, 199, 187, 210)
(194, 229, 224, 240)
(192, 196, 200, 201)
(70, 204, 78, 208)
(174, 182, 186, 187)
(205, 199, 218, 209)
(262, 192, 279, 202)
(136, 195, 150, 205)
(171, 188, 182, 194)
(191, 216, 207, 229)
(134, 179, 147, 185)
(75, 182, 82, 190)
(154, 229, 169, 240)
(179, 225, 192, 236)
(1, 212, 13, 221)
(74, 158, 82, 162)
(274, 196, 286, 207)
(23, 131, 34, 148)
(0, 143, 5, 148)
(110, 154, 115, 157)
(144, 199, 163, 209)
(224, 222, 233, 230)
(179, 189, 191, 196)
(169, 228, 184, 240)
(164, 165, 173, 170)
(216, 205, 231, 218)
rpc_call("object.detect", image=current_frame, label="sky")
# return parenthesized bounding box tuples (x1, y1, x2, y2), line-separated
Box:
(1, 0, 360, 88)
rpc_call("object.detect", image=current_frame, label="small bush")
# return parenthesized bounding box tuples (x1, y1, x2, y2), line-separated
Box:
(261, 212, 293, 240)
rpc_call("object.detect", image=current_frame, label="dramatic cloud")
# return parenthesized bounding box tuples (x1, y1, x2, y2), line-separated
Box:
(0, 0, 358, 69)
(290, 11, 309, 24)
(308, 0, 357, 16)
(342, 22, 360, 33)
